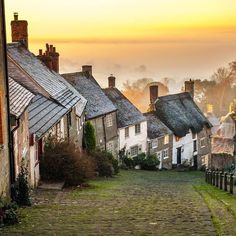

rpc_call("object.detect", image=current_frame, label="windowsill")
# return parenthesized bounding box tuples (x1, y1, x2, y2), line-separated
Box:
(163, 156, 169, 159)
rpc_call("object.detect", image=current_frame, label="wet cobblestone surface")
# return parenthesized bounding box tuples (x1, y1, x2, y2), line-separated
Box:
(1, 171, 217, 235)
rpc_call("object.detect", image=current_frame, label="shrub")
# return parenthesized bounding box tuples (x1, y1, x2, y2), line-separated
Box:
(0, 197, 19, 227)
(141, 154, 160, 170)
(123, 157, 135, 169)
(13, 162, 31, 206)
(133, 153, 146, 166)
(41, 137, 96, 186)
(83, 121, 96, 152)
(91, 150, 119, 177)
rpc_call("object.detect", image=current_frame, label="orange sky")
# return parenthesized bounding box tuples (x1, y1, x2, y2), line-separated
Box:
(5, 0, 236, 91)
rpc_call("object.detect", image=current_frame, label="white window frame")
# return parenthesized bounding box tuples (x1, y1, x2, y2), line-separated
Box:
(106, 114, 113, 127)
(200, 138, 206, 148)
(162, 148, 169, 159)
(152, 139, 158, 149)
(130, 145, 139, 157)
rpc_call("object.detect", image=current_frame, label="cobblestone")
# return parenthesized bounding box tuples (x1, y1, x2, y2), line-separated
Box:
(1, 171, 217, 235)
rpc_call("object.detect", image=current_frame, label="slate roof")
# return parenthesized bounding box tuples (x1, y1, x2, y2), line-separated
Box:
(155, 92, 212, 137)
(9, 77, 34, 118)
(7, 43, 86, 116)
(103, 87, 146, 128)
(28, 95, 68, 139)
(8, 57, 50, 98)
(62, 72, 117, 120)
(144, 112, 172, 139)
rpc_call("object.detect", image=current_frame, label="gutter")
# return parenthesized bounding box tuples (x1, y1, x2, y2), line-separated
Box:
(1, 0, 15, 185)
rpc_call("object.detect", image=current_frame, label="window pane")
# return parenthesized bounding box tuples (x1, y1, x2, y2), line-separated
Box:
(135, 124, 141, 134)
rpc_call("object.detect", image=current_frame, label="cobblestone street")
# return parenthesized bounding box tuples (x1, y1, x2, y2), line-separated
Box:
(1, 170, 232, 235)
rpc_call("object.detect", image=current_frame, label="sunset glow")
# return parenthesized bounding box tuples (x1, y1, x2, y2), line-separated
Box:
(5, 0, 236, 89)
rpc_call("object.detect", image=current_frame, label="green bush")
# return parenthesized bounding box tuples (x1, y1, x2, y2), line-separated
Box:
(133, 153, 146, 166)
(41, 137, 96, 186)
(141, 155, 160, 170)
(0, 198, 19, 227)
(91, 150, 119, 177)
(83, 121, 96, 152)
(13, 163, 31, 206)
(122, 157, 135, 169)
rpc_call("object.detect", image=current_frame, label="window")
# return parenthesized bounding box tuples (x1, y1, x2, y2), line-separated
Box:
(106, 114, 113, 127)
(193, 140, 197, 152)
(200, 138, 206, 148)
(135, 124, 141, 135)
(201, 155, 209, 167)
(130, 145, 139, 157)
(67, 111, 72, 127)
(125, 127, 129, 138)
(164, 135, 169, 145)
(162, 148, 169, 159)
(152, 139, 158, 148)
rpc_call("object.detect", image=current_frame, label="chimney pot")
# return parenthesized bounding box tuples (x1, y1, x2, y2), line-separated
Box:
(108, 74, 116, 88)
(39, 49, 42, 56)
(184, 79, 194, 98)
(49, 44, 53, 52)
(53, 47, 56, 53)
(82, 65, 92, 75)
(14, 12, 18, 21)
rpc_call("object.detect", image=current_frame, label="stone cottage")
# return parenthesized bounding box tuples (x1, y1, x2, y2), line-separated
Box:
(154, 80, 212, 169)
(104, 75, 147, 158)
(62, 67, 119, 157)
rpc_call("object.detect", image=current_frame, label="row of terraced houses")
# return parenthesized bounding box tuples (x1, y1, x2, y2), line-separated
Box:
(0, 13, 212, 197)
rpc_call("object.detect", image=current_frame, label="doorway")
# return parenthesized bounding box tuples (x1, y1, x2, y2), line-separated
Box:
(177, 147, 181, 164)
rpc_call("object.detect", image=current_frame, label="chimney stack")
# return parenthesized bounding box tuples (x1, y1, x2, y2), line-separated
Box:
(82, 65, 92, 75)
(108, 74, 116, 88)
(149, 85, 158, 111)
(37, 43, 60, 73)
(11, 13, 28, 49)
(185, 79, 194, 98)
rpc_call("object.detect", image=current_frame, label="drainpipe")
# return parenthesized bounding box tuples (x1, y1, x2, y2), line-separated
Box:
(102, 116, 107, 151)
(1, 0, 15, 186)
(10, 118, 20, 182)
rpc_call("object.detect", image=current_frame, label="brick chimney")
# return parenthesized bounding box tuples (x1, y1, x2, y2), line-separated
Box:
(185, 79, 194, 98)
(11, 13, 28, 49)
(149, 85, 158, 111)
(108, 74, 116, 88)
(37, 43, 60, 73)
(82, 65, 92, 75)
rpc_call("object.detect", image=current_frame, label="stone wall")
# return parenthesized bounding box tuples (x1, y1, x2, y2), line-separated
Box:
(89, 111, 118, 156)
(197, 126, 212, 168)
(209, 153, 234, 170)
(148, 134, 173, 169)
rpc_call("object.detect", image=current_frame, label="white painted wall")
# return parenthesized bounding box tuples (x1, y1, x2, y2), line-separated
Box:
(119, 121, 147, 156)
(172, 130, 197, 165)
